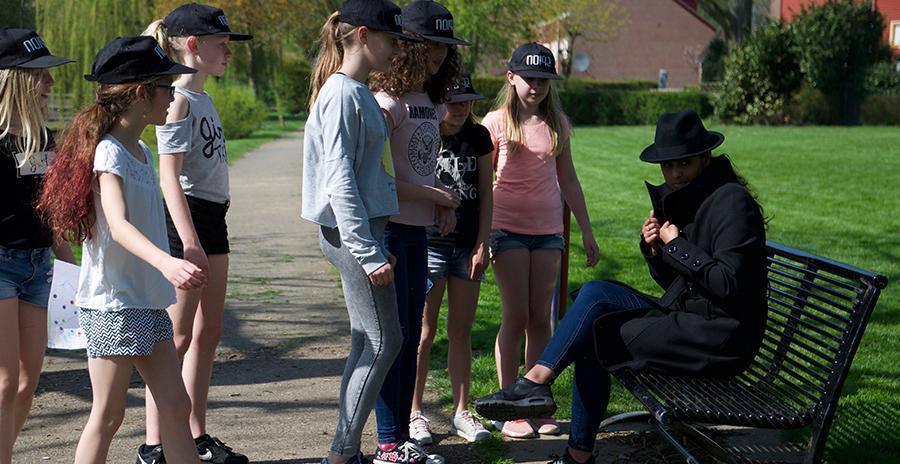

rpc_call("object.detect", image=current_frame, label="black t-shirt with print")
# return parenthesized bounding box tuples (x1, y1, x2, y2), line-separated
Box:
(0, 132, 55, 249)
(427, 120, 494, 249)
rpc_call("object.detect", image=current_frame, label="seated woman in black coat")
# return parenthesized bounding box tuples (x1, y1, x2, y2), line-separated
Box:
(474, 110, 767, 464)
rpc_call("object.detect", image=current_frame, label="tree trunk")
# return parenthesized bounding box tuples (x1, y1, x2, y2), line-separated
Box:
(842, 87, 863, 126)
(735, 0, 753, 44)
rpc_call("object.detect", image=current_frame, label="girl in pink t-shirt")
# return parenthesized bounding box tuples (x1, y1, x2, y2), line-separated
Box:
(482, 43, 600, 439)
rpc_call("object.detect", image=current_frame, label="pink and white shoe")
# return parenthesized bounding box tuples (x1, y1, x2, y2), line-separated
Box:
(501, 419, 537, 439)
(530, 417, 561, 435)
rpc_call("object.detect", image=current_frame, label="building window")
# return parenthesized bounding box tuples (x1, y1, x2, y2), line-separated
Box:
(892, 21, 900, 49)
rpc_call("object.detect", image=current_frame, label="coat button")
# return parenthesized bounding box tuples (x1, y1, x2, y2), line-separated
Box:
(680, 253, 690, 260)
(667, 245, 678, 253)
(692, 259, 702, 267)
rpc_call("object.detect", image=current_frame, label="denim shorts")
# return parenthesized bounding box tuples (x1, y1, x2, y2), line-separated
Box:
(0, 245, 53, 307)
(489, 229, 565, 258)
(427, 244, 483, 282)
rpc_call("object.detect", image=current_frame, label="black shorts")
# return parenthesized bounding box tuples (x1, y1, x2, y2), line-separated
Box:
(164, 195, 230, 258)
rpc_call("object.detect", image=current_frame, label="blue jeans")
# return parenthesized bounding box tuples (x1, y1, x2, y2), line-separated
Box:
(536, 280, 651, 452)
(375, 222, 428, 443)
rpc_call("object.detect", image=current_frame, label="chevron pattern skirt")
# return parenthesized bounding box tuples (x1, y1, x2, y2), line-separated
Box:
(78, 308, 174, 358)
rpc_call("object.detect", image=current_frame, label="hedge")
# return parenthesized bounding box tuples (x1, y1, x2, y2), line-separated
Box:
(469, 75, 705, 125)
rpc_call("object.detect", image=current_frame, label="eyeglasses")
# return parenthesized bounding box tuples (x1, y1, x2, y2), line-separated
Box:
(153, 84, 176, 97)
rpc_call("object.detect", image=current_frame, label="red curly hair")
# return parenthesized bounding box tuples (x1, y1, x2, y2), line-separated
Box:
(38, 81, 154, 242)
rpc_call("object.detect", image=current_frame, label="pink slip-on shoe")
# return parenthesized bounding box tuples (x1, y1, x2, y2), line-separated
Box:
(501, 419, 537, 439)
(530, 417, 561, 435)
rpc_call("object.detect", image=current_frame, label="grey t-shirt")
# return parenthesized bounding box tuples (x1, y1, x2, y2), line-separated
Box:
(156, 86, 229, 204)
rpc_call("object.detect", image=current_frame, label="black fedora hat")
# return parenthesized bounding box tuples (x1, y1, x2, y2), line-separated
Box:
(640, 110, 724, 163)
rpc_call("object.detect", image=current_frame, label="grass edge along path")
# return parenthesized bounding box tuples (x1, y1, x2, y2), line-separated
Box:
(421, 125, 899, 464)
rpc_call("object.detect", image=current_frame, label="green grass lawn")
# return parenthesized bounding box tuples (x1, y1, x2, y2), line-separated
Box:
(424, 126, 900, 463)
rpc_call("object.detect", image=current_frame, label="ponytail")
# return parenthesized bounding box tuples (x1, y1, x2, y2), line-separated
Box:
(142, 19, 176, 60)
(38, 82, 148, 242)
(308, 12, 357, 111)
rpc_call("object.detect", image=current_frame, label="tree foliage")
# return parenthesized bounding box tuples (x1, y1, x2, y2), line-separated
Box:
(533, 0, 628, 77)
(790, 0, 890, 124)
(715, 21, 801, 124)
(35, 0, 155, 109)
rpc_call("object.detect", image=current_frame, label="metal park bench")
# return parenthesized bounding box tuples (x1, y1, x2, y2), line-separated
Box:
(597, 241, 888, 464)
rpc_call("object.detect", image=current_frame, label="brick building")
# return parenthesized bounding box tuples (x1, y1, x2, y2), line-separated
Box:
(541, 0, 716, 88)
(771, 0, 900, 54)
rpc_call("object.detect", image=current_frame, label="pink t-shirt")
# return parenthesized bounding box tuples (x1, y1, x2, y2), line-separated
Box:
(374, 91, 446, 226)
(482, 110, 570, 235)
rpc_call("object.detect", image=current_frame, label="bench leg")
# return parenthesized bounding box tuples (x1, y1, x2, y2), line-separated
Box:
(670, 422, 738, 464)
(598, 411, 653, 430)
(650, 418, 702, 464)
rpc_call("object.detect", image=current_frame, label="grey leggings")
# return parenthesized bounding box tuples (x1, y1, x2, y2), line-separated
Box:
(319, 217, 402, 456)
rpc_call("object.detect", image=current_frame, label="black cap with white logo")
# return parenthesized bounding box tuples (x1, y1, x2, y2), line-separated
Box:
(447, 73, 484, 103)
(339, 0, 421, 42)
(508, 42, 561, 80)
(0, 28, 74, 70)
(164, 3, 253, 41)
(402, 0, 469, 46)
(85, 36, 197, 84)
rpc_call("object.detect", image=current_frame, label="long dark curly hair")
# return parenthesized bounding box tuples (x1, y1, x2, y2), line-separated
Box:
(370, 36, 461, 104)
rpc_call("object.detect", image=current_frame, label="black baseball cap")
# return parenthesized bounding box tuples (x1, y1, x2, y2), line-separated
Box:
(402, 0, 469, 46)
(0, 28, 74, 70)
(85, 36, 197, 84)
(338, 0, 421, 42)
(164, 3, 253, 41)
(447, 73, 483, 103)
(508, 42, 561, 80)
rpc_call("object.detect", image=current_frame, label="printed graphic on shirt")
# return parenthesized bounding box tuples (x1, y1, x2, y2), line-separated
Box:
(407, 119, 440, 176)
(199, 116, 226, 159)
(14, 151, 53, 178)
(436, 149, 479, 201)
(382, 138, 395, 177)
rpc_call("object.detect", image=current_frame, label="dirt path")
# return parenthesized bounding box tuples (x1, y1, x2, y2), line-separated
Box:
(17, 131, 477, 463)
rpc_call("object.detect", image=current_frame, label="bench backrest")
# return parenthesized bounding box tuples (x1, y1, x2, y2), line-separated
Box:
(738, 241, 887, 424)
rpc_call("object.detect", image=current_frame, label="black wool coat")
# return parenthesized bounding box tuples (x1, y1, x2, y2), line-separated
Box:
(594, 156, 768, 376)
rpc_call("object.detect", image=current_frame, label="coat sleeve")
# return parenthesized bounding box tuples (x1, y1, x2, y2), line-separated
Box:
(658, 185, 764, 301)
(640, 237, 679, 289)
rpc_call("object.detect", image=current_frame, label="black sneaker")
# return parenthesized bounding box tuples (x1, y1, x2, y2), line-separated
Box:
(195, 434, 248, 464)
(321, 453, 373, 464)
(547, 450, 595, 464)
(473, 376, 556, 421)
(136, 444, 165, 464)
(373, 440, 444, 464)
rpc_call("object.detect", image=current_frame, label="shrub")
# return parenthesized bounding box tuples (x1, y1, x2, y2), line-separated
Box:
(861, 95, 900, 125)
(791, 0, 891, 124)
(206, 79, 268, 139)
(701, 37, 728, 83)
(786, 85, 841, 125)
(715, 22, 802, 124)
(865, 61, 900, 96)
(274, 56, 311, 116)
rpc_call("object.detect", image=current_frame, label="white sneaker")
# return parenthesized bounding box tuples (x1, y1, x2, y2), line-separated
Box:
(451, 410, 491, 442)
(409, 410, 433, 445)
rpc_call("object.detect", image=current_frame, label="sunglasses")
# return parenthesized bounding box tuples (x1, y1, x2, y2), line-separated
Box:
(153, 84, 176, 97)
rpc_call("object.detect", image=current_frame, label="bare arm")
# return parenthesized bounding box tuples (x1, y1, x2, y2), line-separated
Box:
(51, 238, 75, 264)
(97, 172, 206, 289)
(556, 142, 600, 267)
(469, 153, 494, 279)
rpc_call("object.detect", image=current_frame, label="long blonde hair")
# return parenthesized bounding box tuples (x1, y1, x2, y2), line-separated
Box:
(0, 68, 49, 167)
(308, 12, 358, 111)
(142, 19, 187, 62)
(493, 74, 568, 157)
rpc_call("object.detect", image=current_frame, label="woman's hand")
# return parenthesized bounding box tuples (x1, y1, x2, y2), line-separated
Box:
(369, 261, 394, 287)
(582, 233, 601, 267)
(430, 186, 461, 209)
(159, 256, 207, 290)
(182, 243, 210, 276)
(469, 240, 489, 280)
(659, 221, 680, 244)
(435, 206, 457, 236)
(642, 210, 661, 254)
